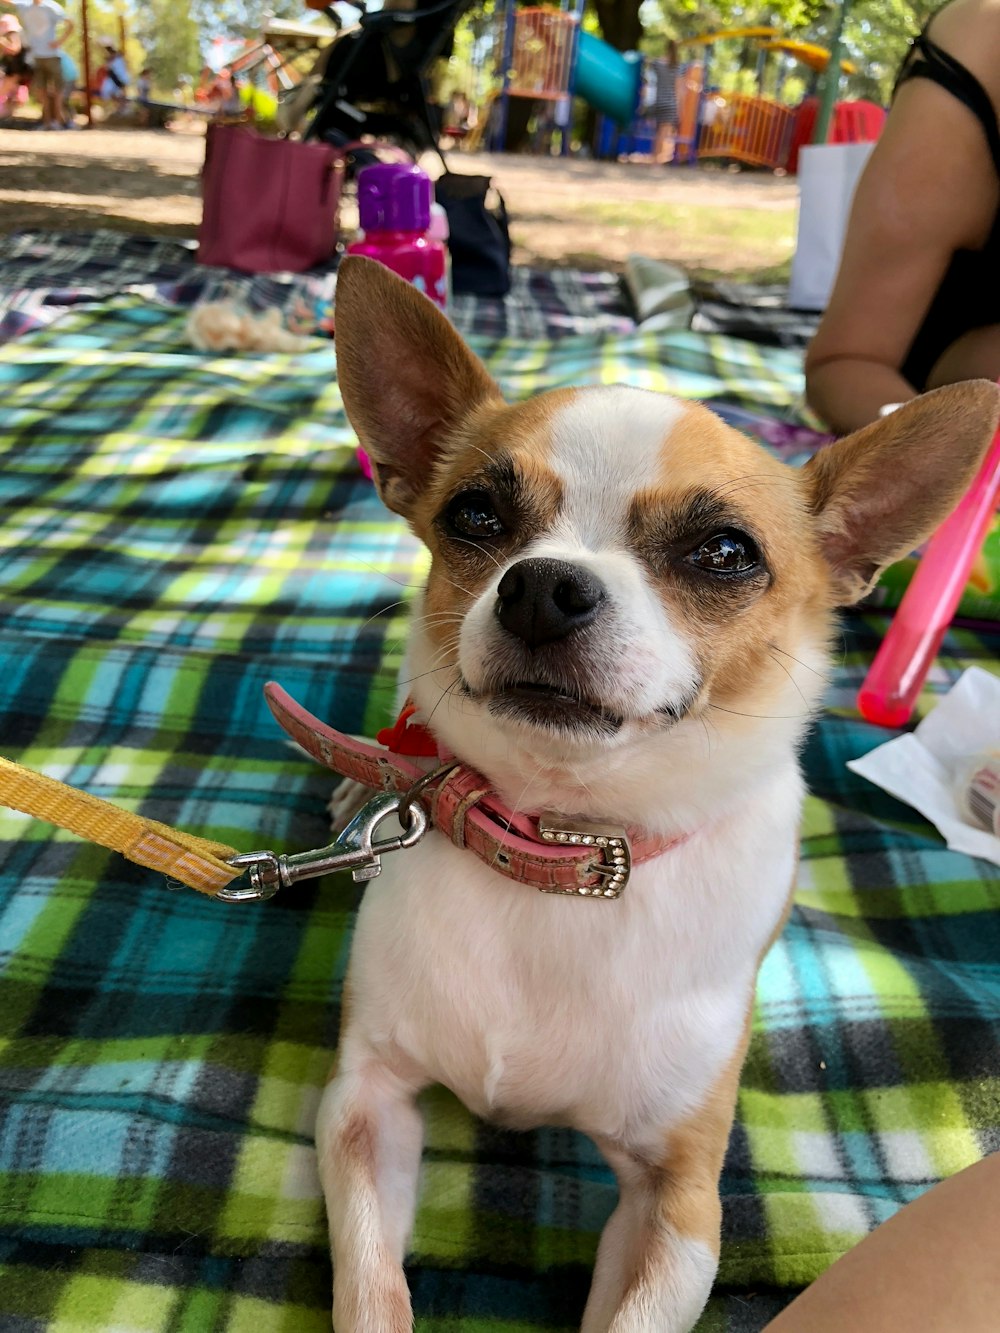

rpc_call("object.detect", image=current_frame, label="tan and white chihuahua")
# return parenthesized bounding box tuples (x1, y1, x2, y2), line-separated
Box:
(319, 255, 999, 1332)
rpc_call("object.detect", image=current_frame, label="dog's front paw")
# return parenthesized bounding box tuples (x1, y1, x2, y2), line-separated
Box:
(328, 778, 371, 832)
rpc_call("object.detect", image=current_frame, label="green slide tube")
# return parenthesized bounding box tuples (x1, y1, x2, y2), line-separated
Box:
(573, 31, 642, 126)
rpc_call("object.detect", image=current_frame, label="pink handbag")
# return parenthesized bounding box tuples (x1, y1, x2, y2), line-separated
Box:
(197, 125, 343, 273)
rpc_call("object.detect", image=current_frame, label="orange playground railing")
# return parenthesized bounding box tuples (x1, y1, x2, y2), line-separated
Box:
(507, 6, 576, 99)
(696, 92, 796, 169)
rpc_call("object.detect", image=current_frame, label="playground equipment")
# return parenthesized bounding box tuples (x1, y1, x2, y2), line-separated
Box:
(491, 1, 642, 152)
(594, 23, 874, 170)
(695, 92, 796, 169)
(785, 96, 884, 172)
(672, 27, 880, 172)
(760, 38, 857, 74)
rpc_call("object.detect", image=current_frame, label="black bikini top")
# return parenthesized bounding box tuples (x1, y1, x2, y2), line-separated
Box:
(895, 30, 1000, 175)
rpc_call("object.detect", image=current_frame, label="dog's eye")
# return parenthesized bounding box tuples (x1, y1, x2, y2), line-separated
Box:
(687, 530, 760, 574)
(443, 489, 505, 539)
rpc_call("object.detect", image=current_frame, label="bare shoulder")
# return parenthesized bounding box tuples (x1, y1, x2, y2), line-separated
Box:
(929, 0, 1000, 109)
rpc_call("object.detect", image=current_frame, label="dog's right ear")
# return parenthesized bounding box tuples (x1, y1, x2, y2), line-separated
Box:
(802, 380, 1000, 603)
(334, 255, 502, 518)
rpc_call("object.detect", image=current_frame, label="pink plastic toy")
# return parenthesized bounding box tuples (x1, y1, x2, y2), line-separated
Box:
(857, 422, 1000, 727)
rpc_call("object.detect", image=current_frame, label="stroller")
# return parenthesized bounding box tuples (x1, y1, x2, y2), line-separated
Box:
(277, 0, 475, 171)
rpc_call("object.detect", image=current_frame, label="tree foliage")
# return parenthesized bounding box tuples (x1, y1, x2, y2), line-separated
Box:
(840, 0, 933, 100)
(132, 0, 201, 90)
(190, 0, 304, 42)
(601, 0, 928, 103)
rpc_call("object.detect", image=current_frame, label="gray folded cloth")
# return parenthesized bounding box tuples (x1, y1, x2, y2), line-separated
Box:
(623, 253, 693, 329)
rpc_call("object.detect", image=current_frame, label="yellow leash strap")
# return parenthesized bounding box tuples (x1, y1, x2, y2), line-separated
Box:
(0, 754, 241, 896)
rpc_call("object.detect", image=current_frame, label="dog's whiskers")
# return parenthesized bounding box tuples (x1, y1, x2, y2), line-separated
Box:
(711, 472, 786, 502)
(767, 641, 831, 684)
(350, 556, 427, 593)
(356, 598, 410, 635)
(424, 672, 464, 729)
(765, 649, 812, 710)
(707, 702, 812, 721)
(447, 535, 505, 571)
(698, 713, 714, 758)
(348, 555, 477, 603)
(397, 656, 462, 691)
(488, 755, 551, 869)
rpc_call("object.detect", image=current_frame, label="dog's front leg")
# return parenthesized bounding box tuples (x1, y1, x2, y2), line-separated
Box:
(580, 1138, 723, 1333)
(316, 1054, 424, 1332)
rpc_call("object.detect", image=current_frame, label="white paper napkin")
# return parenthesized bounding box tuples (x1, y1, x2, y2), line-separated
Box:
(847, 667, 1000, 866)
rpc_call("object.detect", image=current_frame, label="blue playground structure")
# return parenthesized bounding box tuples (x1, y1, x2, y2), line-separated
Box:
(489, 1, 643, 153)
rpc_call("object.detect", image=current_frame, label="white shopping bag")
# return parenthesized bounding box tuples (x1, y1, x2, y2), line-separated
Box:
(789, 142, 875, 311)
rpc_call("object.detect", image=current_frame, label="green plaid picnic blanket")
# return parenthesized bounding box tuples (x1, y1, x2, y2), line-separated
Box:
(1, 297, 998, 1333)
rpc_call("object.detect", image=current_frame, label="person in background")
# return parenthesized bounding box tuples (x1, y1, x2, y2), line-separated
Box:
(194, 64, 214, 104)
(0, 0, 74, 130)
(98, 38, 128, 112)
(650, 38, 680, 164)
(0, 13, 27, 117)
(135, 65, 151, 125)
(57, 41, 75, 125)
(805, 0, 1000, 434)
(195, 64, 231, 115)
(444, 88, 473, 134)
(218, 68, 242, 117)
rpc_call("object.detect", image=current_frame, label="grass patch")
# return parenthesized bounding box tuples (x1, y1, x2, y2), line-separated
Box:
(583, 199, 795, 250)
(513, 195, 797, 280)
(693, 257, 794, 285)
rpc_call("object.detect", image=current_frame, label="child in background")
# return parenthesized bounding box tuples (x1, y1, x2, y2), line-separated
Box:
(0, 13, 27, 118)
(98, 39, 128, 113)
(136, 65, 151, 125)
(650, 38, 680, 164)
(57, 42, 76, 125)
(0, 0, 75, 130)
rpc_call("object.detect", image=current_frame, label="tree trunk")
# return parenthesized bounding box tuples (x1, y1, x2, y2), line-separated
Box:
(591, 0, 643, 52)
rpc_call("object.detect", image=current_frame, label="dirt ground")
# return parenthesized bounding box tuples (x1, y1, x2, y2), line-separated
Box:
(0, 122, 799, 274)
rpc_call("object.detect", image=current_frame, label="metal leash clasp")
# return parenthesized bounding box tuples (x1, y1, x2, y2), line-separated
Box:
(216, 790, 429, 903)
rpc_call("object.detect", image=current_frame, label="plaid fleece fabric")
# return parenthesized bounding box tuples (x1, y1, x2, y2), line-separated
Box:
(0, 291, 998, 1332)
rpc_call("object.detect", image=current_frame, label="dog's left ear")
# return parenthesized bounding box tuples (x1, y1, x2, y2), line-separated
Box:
(802, 380, 1000, 604)
(334, 255, 502, 519)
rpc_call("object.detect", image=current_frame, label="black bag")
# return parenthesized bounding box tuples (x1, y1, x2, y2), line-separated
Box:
(434, 173, 511, 297)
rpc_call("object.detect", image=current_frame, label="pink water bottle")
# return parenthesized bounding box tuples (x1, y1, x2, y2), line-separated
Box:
(347, 163, 448, 311)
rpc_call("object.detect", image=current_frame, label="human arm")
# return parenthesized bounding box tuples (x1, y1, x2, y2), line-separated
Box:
(51, 12, 74, 50)
(764, 1151, 1000, 1332)
(805, 0, 1000, 434)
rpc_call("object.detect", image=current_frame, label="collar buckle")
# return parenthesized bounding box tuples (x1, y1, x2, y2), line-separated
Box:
(537, 815, 632, 898)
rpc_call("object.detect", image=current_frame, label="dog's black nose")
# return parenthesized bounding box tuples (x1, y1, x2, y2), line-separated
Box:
(495, 558, 606, 648)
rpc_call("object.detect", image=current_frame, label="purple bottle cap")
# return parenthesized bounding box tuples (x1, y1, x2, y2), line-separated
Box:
(356, 163, 431, 233)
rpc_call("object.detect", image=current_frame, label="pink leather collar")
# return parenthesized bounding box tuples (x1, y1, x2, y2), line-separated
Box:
(264, 683, 688, 898)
